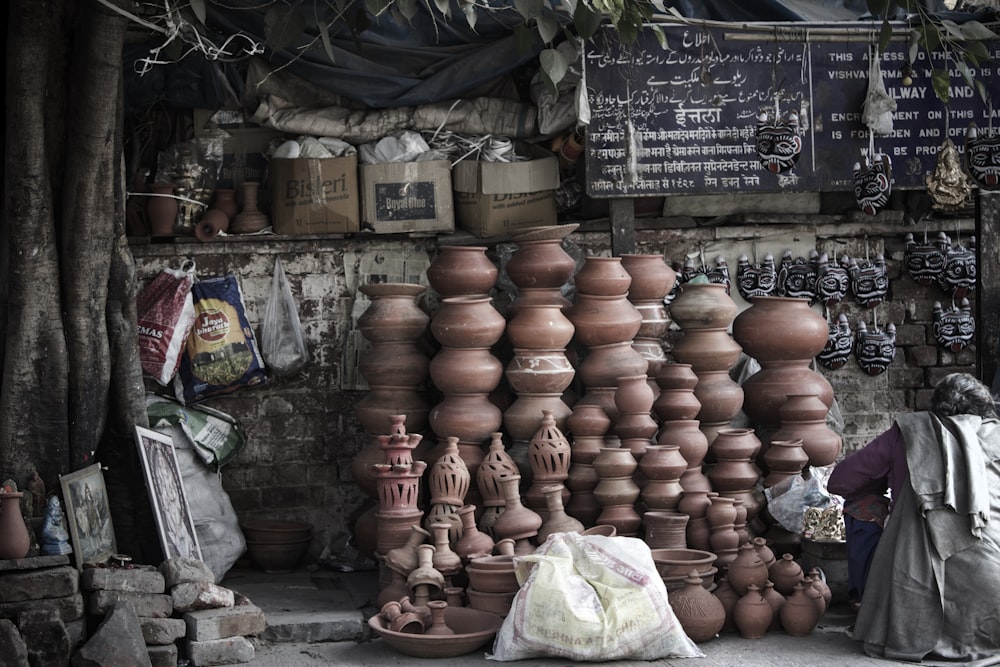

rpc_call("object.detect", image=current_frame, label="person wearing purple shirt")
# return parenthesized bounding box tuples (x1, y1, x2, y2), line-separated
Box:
(828, 372, 1000, 662)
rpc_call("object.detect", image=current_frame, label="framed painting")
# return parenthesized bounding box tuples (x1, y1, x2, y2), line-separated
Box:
(60, 463, 116, 569)
(134, 425, 202, 562)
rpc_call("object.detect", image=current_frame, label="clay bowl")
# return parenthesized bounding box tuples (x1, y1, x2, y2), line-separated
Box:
(245, 536, 311, 573)
(581, 524, 617, 537)
(241, 519, 313, 543)
(649, 548, 717, 578)
(465, 586, 518, 617)
(368, 606, 503, 658)
(466, 556, 519, 593)
(661, 566, 718, 593)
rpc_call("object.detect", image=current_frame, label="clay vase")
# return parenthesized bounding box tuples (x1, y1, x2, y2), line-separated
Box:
(768, 552, 805, 596)
(732, 296, 833, 429)
(808, 568, 833, 612)
(455, 505, 494, 563)
(566, 404, 611, 464)
(574, 256, 633, 296)
(653, 388, 702, 422)
(231, 181, 269, 233)
(506, 303, 575, 351)
(385, 524, 431, 575)
(506, 226, 578, 290)
(668, 283, 739, 330)
(668, 570, 726, 643)
(734, 584, 772, 639)
(753, 536, 777, 569)
(428, 523, 463, 578)
(427, 246, 498, 297)
(769, 394, 843, 468)
(762, 581, 785, 632)
(726, 543, 770, 596)
(761, 439, 809, 487)
(536, 483, 584, 542)
(713, 577, 740, 634)
(358, 283, 431, 343)
(147, 182, 178, 237)
(620, 254, 677, 302)
(780, 582, 822, 636)
(424, 600, 455, 636)
(638, 445, 687, 511)
(659, 420, 709, 470)
(709, 428, 761, 462)
(491, 475, 542, 552)
(0, 493, 31, 560)
(210, 188, 239, 221)
(592, 447, 638, 478)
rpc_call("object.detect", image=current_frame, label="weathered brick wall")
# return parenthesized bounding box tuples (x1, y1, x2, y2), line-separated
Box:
(129, 215, 977, 558)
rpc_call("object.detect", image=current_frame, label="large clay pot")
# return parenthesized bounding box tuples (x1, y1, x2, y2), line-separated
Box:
(769, 552, 805, 596)
(567, 294, 643, 347)
(653, 388, 702, 422)
(668, 283, 739, 330)
(691, 370, 744, 426)
(430, 347, 503, 394)
(503, 394, 572, 444)
(726, 543, 770, 596)
(431, 296, 506, 348)
(658, 420, 709, 468)
(359, 341, 429, 388)
(780, 582, 822, 636)
(427, 246, 498, 297)
(574, 256, 632, 296)
(620, 253, 677, 302)
(578, 341, 649, 388)
(732, 296, 828, 363)
(430, 394, 503, 444)
(761, 439, 809, 487)
(592, 447, 638, 478)
(506, 303, 574, 350)
(504, 350, 575, 395)
(657, 363, 700, 391)
(671, 330, 743, 373)
(668, 570, 727, 643)
(358, 283, 430, 342)
(0, 493, 30, 560)
(566, 403, 611, 438)
(506, 226, 578, 290)
(769, 394, 842, 467)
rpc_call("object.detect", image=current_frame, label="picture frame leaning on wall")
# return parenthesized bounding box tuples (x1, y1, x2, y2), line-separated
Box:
(59, 463, 116, 569)
(134, 425, 203, 562)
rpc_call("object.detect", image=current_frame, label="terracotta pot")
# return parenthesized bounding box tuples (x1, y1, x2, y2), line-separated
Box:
(677, 488, 713, 520)
(427, 246, 498, 297)
(360, 341, 430, 388)
(692, 370, 745, 426)
(668, 570, 727, 642)
(653, 389, 702, 422)
(427, 437, 471, 509)
(536, 483, 584, 541)
(385, 524, 431, 574)
(657, 363, 700, 391)
(714, 577, 740, 633)
(578, 341, 649, 388)
(595, 501, 642, 537)
(734, 584, 772, 639)
(668, 283, 739, 330)
(710, 428, 761, 461)
(593, 475, 640, 508)
(658, 420, 709, 467)
(566, 403, 611, 438)
(506, 303, 574, 350)
(504, 349, 575, 394)
(638, 445, 688, 482)
(564, 463, 602, 526)
(762, 581, 785, 632)
(430, 393, 502, 444)
(0, 493, 31, 560)
(614, 374, 655, 416)
(509, 287, 572, 312)
(671, 329, 743, 374)
(506, 233, 577, 290)
(640, 477, 684, 511)
(770, 394, 843, 467)
(574, 256, 632, 296)
(732, 296, 828, 364)
(431, 296, 506, 348)
(761, 439, 809, 487)
(620, 253, 677, 302)
(727, 543, 770, 596)
(592, 447, 638, 478)
(768, 552, 805, 596)
(430, 347, 503, 394)
(685, 516, 712, 552)
(358, 283, 430, 343)
(706, 495, 738, 527)
(491, 476, 542, 544)
(780, 582, 822, 636)
(147, 182, 178, 237)
(503, 394, 571, 443)
(210, 188, 239, 221)
(632, 300, 670, 339)
(643, 511, 690, 549)
(231, 181, 269, 233)
(741, 365, 834, 430)
(567, 294, 643, 347)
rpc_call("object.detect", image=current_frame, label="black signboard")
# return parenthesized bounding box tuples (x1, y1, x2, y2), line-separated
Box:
(583, 22, 999, 197)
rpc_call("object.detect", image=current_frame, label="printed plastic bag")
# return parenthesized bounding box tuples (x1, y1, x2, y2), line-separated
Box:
(146, 394, 247, 470)
(136, 259, 197, 385)
(261, 257, 309, 377)
(488, 533, 703, 661)
(174, 274, 267, 404)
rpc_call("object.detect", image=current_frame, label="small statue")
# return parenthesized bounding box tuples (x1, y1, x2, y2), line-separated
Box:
(40, 495, 73, 556)
(27, 471, 46, 518)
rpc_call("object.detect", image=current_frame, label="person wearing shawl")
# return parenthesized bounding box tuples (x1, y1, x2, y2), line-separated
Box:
(828, 372, 1000, 664)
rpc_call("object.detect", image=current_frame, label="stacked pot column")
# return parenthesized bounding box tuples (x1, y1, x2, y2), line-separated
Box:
(353, 283, 433, 555)
(620, 254, 678, 398)
(563, 403, 611, 528)
(502, 225, 579, 474)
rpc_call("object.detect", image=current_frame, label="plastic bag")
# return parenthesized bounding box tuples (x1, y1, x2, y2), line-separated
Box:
(146, 393, 247, 471)
(261, 257, 310, 377)
(488, 533, 703, 661)
(136, 259, 197, 385)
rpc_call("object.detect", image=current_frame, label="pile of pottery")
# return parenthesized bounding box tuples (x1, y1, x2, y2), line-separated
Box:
(369, 597, 504, 658)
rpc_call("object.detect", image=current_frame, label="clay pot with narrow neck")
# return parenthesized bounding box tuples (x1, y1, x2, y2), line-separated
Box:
(734, 584, 772, 639)
(536, 483, 584, 542)
(0, 493, 30, 560)
(210, 188, 239, 221)
(491, 476, 542, 548)
(668, 570, 726, 643)
(727, 543, 769, 596)
(231, 181, 269, 233)
(427, 246, 498, 297)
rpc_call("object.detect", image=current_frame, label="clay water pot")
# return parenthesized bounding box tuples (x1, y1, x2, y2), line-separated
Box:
(762, 581, 785, 632)
(504, 349, 575, 395)
(669, 283, 739, 330)
(768, 552, 805, 596)
(734, 584, 772, 639)
(358, 283, 430, 343)
(505, 303, 574, 350)
(427, 246, 498, 297)
(430, 394, 503, 445)
(732, 296, 828, 363)
(567, 294, 643, 347)
(668, 570, 726, 643)
(578, 341, 649, 388)
(726, 543, 770, 596)
(642, 511, 690, 549)
(567, 403, 611, 438)
(653, 389, 702, 422)
(780, 582, 822, 636)
(430, 347, 503, 394)
(713, 577, 740, 634)
(658, 420, 709, 468)
(671, 330, 743, 373)
(657, 363, 700, 390)
(536, 483, 584, 541)
(506, 226, 578, 290)
(761, 439, 809, 487)
(620, 254, 677, 301)
(592, 447, 638, 478)
(431, 296, 506, 348)
(455, 505, 494, 562)
(709, 428, 761, 461)
(491, 476, 541, 545)
(770, 394, 843, 468)
(574, 256, 632, 296)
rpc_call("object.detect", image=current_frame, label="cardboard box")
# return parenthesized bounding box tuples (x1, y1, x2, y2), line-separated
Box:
(452, 145, 560, 237)
(193, 110, 284, 189)
(360, 160, 454, 234)
(269, 155, 360, 235)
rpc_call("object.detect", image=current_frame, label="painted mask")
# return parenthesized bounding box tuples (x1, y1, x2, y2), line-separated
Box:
(818, 313, 853, 370)
(776, 249, 818, 302)
(933, 299, 975, 352)
(756, 110, 803, 174)
(680, 256, 731, 295)
(904, 231, 948, 286)
(855, 321, 896, 376)
(814, 253, 850, 307)
(853, 152, 893, 216)
(736, 253, 777, 302)
(964, 123, 1000, 190)
(849, 254, 889, 308)
(938, 237, 976, 300)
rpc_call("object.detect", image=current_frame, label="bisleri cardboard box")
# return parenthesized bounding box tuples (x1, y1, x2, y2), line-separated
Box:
(269, 155, 360, 235)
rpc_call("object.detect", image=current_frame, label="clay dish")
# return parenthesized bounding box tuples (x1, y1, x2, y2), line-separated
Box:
(368, 606, 503, 657)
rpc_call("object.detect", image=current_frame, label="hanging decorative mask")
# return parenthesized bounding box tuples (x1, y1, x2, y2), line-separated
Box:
(814, 253, 850, 307)
(938, 236, 977, 300)
(904, 231, 949, 286)
(818, 313, 853, 370)
(855, 320, 896, 376)
(964, 123, 1000, 190)
(853, 152, 893, 216)
(933, 299, 975, 352)
(736, 253, 777, 302)
(776, 249, 818, 302)
(849, 254, 889, 308)
(680, 255, 731, 294)
(756, 109, 803, 174)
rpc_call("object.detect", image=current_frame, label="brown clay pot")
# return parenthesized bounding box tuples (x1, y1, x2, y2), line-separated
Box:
(430, 394, 502, 445)
(761, 439, 809, 487)
(502, 394, 571, 443)
(671, 330, 743, 373)
(709, 428, 762, 461)
(620, 253, 677, 302)
(566, 403, 611, 438)
(668, 283, 739, 330)
(658, 420, 709, 468)
(769, 394, 843, 467)
(427, 246, 498, 297)
(780, 582, 822, 636)
(578, 341, 649, 388)
(734, 584, 773, 639)
(504, 350, 575, 395)
(0, 493, 30, 560)
(147, 182, 179, 237)
(668, 570, 727, 643)
(230, 181, 269, 233)
(358, 283, 430, 343)
(431, 296, 506, 348)
(210, 188, 238, 221)
(732, 296, 828, 364)
(506, 234, 577, 290)
(653, 389, 702, 422)
(726, 543, 770, 596)
(642, 512, 691, 549)
(657, 363, 700, 390)
(505, 303, 574, 350)
(592, 447, 638, 478)
(430, 347, 503, 394)
(768, 552, 805, 596)
(574, 256, 632, 296)
(567, 293, 643, 347)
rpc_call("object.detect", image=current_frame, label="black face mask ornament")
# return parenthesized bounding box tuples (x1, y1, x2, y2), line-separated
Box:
(818, 313, 853, 370)
(938, 237, 976, 300)
(964, 123, 1000, 190)
(933, 299, 975, 353)
(814, 253, 850, 307)
(849, 254, 889, 308)
(736, 254, 777, 302)
(855, 321, 896, 376)
(904, 231, 948, 286)
(776, 249, 818, 303)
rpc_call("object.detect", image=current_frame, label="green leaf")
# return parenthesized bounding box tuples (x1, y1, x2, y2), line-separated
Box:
(513, 23, 537, 56)
(650, 24, 667, 49)
(618, 19, 638, 45)
(540, 47, 569, 94)
(975, 80, 989, 105)
(537, 15, 558, 44)
(318, 19, 336, 65)
(907, 29, 919, 64)
(866, 0, 889, 19)
(573, 4, 603, 40)
(964, 40, 990, 62)
(462, 2, 478, 32)
(957, 20, 1000, 41)
(397, 0, 419, 21)
(940, 20, 965, 41)
(956, 60, 976, 92)
(931, 68, 951, 105)
(919, 24, 941, 51)
(264, 7, 307, 52)
(189, 0, 206, 25)
(878, 19, 893, 54)
(514, 0, 544, 20)
(433, 0, 451, 17)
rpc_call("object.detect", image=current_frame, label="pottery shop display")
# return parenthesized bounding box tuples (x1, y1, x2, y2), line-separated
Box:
(768, 394, 842, 468)
(667, 570, 727, 642)
(591, 447, 641, 536)
(732, 296, 832, 430)
(369, 604, 503, 657)
(427, 245, 498, 298)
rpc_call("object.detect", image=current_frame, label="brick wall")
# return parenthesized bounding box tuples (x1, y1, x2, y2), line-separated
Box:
(129, 215, 977, 558)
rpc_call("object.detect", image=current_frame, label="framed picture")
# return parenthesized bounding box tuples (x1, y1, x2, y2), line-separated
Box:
(60, 463, 116, 569)
(134, 425, 202, 562)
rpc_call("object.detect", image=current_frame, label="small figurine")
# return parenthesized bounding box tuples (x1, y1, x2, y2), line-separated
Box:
(27, 471, 46, 518)
(40, 495, 73, 556)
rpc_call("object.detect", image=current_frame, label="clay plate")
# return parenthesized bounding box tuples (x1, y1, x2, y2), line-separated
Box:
(368, 606, 503, 658)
